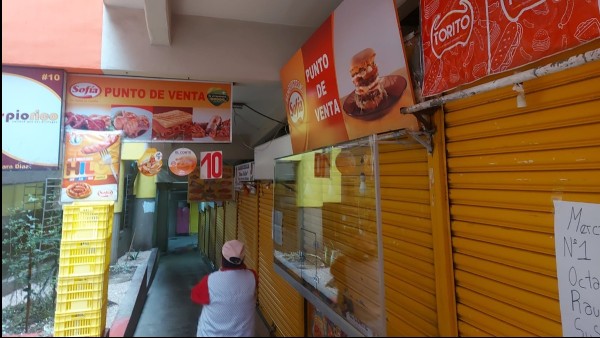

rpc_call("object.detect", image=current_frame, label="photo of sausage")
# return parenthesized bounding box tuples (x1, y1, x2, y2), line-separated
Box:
(80, 133, 120, 154)
(65, 182, 92, 199)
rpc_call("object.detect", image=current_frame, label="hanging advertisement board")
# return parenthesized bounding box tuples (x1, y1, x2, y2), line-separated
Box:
(2, 66, 64, 171)
(65, 74, 232, 143)
(61, 130, 122, 203)
(235, 161, 254, 191)
(421, 0, 600, 97)
(137, 148, 163, 176)
(188, 165, 234, 202)
(280, 0, 418, 154)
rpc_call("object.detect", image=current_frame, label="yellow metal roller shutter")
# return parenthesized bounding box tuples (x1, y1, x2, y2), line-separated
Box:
(257, 182, 305, 337)
(445, 60, 600, 336)
(215, 206, 225, 269)
(199, 210, 207, 256)
(225, 200, 238, 242)
(379, 140, 438, 336)
(209, 207, 216, 264)
(238, 188, 259, 271)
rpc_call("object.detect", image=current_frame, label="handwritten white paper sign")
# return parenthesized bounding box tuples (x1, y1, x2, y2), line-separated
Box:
(553, 200, 600, 337)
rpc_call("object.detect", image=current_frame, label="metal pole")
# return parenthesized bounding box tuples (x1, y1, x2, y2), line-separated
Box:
(401, 48, 600, 115)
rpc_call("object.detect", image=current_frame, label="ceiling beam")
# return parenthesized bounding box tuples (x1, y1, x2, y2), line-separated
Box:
(144, 0, 171, 46)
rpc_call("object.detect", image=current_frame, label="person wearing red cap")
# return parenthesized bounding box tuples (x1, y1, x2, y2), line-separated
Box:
(191, 239, 258, 337)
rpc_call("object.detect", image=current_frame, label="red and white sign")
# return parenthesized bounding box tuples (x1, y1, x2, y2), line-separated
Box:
(200, 151, 223, 179)
(421, 0, 600, 96)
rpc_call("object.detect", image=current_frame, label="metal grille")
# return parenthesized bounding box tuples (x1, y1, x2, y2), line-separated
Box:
(122, 174, 135, 231)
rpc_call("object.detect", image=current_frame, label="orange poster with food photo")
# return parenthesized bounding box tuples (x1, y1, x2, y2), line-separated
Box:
(66, 74, 232, 143)
(138, 148, 163, 176)
(280, 0, 417, 154)
(188, 165, 234, 202)
(61, 130, 122, 203)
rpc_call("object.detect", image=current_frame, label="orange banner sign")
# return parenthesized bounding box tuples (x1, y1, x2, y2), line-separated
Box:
(280, 0, 418, 154)
(65, 75, 232, 143)
(61, 130, 122, 203)
(421, 0, 600, 96)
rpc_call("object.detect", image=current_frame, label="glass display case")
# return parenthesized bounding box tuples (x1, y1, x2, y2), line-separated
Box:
(273, 135, 386, 337)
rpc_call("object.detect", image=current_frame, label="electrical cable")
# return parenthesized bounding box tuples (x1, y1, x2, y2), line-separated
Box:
(232, 107, 257, 150)
(240, 103, 287, 125)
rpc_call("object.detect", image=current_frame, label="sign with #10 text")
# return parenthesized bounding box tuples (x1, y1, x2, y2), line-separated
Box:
(553, 200, 599, 337)
(200, 151, 222, 179)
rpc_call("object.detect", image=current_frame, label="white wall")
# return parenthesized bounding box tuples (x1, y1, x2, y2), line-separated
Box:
(254, 134, 293, 180)
(101, 7, 313, 83)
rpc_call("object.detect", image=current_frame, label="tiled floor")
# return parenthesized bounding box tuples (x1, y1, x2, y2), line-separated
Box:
(134, 250, 271, 337)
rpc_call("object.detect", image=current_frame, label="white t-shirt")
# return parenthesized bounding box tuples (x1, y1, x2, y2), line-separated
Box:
(195, 268, 257, 337)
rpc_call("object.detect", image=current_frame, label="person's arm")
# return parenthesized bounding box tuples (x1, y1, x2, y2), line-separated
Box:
(191, 275, 210, 305)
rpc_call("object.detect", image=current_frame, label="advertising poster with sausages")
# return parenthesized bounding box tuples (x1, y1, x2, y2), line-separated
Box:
(2, 66, 64, 171)
(188, 165, 234, 202)
(65, 75, 232, 143)
(553, 200, 599, 337)
(280, 0, 418, 154)
(421, 0, 600, 97)
(61, 130, 122, 203)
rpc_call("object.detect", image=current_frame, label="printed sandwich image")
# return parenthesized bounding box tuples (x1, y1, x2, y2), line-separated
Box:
(343, 48, 408, 120)
(152, 109, 193, 140)
(350, 48, 387, 111)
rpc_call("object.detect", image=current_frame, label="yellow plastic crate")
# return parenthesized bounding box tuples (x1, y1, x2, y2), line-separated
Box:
(55, 272, 109, 313)
(62, 202, 114, 240)
(54, 309, 106, 337)
(58, 239, 112, 277)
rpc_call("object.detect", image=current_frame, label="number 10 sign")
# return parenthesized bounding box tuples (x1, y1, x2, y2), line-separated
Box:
(200, 151, 223, 179)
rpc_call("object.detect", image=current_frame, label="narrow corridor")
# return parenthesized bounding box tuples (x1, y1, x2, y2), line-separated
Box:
(134, 249, 270, 337)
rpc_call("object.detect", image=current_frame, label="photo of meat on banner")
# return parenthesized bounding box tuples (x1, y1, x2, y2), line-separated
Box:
(110, 106, 153, 141)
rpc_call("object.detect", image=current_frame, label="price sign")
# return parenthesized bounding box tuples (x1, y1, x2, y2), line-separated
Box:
(553, 200, 600, 337)
(200, 151, 223, 179)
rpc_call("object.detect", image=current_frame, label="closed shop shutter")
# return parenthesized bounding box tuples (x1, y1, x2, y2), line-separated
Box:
(238, 187, 259, 271)
(379, 139, 438, 336)
(199, 210, 207, 256)
(444, 59, 600, 336)
(215, 206, 225, 269)
(224, 199, 238, 242)
(257, 182, 305, 337)
(208, 207, 216, 264)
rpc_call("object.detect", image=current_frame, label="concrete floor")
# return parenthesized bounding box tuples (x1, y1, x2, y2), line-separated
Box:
(167, 234, 198, 253)
(134, 249, 271, 337)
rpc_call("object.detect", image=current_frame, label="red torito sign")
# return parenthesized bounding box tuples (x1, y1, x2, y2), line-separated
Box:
(421, 0, 600, 97)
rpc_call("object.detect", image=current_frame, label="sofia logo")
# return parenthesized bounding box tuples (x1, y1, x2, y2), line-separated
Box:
(430, 0, 474, 59)
(285, 80, 305, 124)
(97, 190, 114, 198)
(70, 83, 101, 98)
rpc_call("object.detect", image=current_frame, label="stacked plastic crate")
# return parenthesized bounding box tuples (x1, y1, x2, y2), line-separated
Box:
(54, 202, 114, 337)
